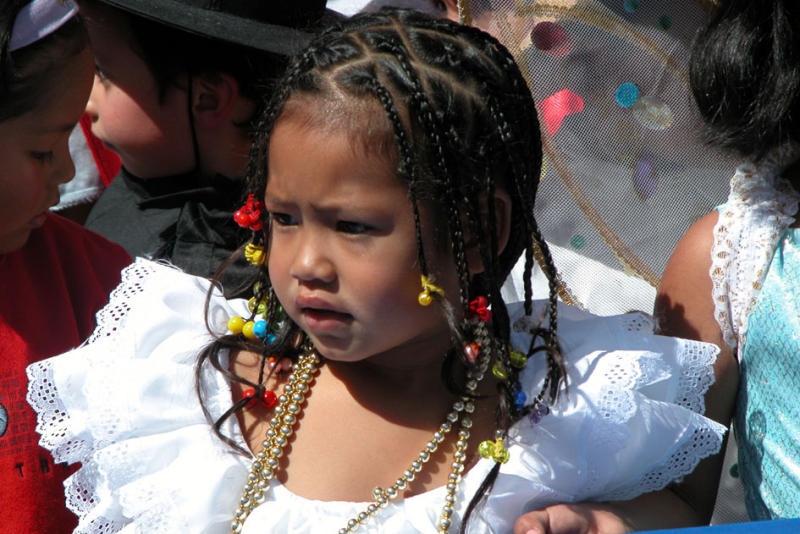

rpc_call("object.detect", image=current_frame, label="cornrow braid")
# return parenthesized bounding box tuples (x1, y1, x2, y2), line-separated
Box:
(373, 31, 472, 306)
(198, 8, 567, 531)
(365, 72, 431, 277)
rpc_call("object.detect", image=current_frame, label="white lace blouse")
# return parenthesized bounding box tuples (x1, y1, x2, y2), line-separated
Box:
(27, 259, 726, 533)
(710, 148, 800, 353)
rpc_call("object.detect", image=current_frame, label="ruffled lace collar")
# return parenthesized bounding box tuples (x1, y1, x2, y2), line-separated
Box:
(710, 145, 800, 351)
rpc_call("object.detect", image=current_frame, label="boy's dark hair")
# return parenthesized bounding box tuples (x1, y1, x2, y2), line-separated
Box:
(1, 2, 89, 121)
(79, 0, 320, 131)
(690, 0, 800, 160)
(198, 9, 565, 529)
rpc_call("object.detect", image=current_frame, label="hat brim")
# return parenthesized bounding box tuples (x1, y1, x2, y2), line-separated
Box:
(98, 0, 335, 55)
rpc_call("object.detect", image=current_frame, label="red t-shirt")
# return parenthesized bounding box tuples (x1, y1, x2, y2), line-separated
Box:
(0, 214, 131, 533)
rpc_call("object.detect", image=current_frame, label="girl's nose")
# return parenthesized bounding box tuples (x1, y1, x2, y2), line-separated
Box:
(290, 234, 336, 285)
(52, 148, 77, 187)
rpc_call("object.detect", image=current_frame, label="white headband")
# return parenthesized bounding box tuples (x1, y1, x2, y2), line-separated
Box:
(9, 0, 78, 52)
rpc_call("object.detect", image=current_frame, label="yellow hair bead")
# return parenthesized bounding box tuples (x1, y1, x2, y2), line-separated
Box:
(491, 361, 508, 380)
(242, 321, 256, 339)
(244, 243, 266, 266)
(227, 316, 245, 334)
(477, 437, 509, 464)
(418, 275, 444, 307)
(509, 350, 528, 369)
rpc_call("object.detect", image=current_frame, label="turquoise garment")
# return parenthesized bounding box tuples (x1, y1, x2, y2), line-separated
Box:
(735, 228, 800, 519)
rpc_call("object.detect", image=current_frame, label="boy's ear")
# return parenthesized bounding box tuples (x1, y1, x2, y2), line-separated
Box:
(466, 190, 512, 275)
(191, 73, 240, 128)
(439, 0, 459, 21)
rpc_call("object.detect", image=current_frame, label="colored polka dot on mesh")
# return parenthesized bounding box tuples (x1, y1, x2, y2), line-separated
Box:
(531, 21, 572, 57)
(624, 0, 641, 13)
(570, 234, 586, 249)
(658, 15, 673, 30)
(632, 96, 674, 129)
(633, 154, 658, 201)
(615, 82, 640, 108)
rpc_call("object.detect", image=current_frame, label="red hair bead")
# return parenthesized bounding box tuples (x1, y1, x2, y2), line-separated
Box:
(468, 296, 492, 322)
(262, 390, 278, 408)
(234, 194, 264, 231)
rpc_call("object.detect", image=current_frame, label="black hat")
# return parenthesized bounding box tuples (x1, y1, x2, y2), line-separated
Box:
(97, 0, 333, 55)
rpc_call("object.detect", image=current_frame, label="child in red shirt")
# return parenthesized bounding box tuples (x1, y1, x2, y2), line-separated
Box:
(0, 1, 131, 531)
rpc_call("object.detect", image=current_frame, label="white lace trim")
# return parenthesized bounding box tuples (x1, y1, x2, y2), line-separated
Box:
(710, 146, 800, 352)
(584, 336, 719, 499)
(86, 259, 158, 344)
(511, 305, 723, 502)
(26, 260, 215, 532)
(605, 419, 724, 501)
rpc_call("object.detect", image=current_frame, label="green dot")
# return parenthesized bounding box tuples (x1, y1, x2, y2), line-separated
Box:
(624, 0, 641, 13)
(570, 234, 586, 249)
(729, 463, 739, 478)
(658, 15, 673, 30)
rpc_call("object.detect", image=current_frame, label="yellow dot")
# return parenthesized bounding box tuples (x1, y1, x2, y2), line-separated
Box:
(418, 291, 433, 306)
(227, 316, 245, 334)
(242, 321, 256, 339)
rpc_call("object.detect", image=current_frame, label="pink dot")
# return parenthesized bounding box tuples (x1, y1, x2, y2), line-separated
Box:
(532, 21, 571, 56)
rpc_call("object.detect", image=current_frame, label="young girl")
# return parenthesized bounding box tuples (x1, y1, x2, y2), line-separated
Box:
(1, 1, 131, 532)
(656, 0, 800, 521)
(28, 9, 725, 533)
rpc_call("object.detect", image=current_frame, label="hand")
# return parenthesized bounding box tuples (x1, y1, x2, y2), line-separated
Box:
(513, 502, 631, 534)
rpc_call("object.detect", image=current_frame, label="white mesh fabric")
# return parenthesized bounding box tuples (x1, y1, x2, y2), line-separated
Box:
(464, 0, 737, 314)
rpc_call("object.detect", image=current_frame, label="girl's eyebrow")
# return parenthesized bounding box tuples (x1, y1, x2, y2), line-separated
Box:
(31, 121, 79, 135)
(49, 122, 78, 134)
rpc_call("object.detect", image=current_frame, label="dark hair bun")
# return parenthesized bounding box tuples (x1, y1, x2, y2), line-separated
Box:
(690, 0, 800, 158)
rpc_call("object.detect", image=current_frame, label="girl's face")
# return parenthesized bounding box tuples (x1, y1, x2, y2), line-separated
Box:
(0, 47, 94, 255)
(81, 3, 194, 179)
(265, 114, 458, 366)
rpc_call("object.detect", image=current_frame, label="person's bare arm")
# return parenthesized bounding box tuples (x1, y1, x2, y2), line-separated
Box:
(513, 488, 704, 534)
(654, 210, 739, 523)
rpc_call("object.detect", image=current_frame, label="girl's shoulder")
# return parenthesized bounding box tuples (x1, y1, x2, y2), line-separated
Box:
(484, 302, 726, 512)
(25, 258, 251, 533)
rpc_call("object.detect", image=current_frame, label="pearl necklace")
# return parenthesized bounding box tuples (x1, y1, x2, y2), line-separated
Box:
(230, 334, 492, 534)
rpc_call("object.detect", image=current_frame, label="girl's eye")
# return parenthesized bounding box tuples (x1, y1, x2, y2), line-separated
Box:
(30, 151, 54, 164)
(95, 64, 109, 81)
(336, 221, 371, 234)
(269, 212, 297, 226)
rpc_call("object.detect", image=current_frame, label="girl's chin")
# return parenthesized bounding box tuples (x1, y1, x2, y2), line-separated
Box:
(0, 227, 35, 255)
(29, 212, 48, 227)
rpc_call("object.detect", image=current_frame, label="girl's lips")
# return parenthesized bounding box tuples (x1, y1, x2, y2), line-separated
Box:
(299, 307, 353, 333)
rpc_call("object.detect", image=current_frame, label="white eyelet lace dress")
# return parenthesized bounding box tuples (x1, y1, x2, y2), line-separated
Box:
(27, 259, 726, 533)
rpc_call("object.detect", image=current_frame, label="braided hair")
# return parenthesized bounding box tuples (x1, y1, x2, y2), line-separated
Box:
(198, 8, 565, 529)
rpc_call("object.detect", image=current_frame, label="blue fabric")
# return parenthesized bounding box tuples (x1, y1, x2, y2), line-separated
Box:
(735, 228, 800, 519)
(639, 519, 800, 533)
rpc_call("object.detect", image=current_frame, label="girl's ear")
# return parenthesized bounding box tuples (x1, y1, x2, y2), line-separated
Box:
(467, 189, 512, 275)
(191, 73, 240, 128)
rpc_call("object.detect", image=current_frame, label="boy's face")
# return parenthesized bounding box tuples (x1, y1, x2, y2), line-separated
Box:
(0, 48, 94, 255)
(81, 3, 195, 179)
